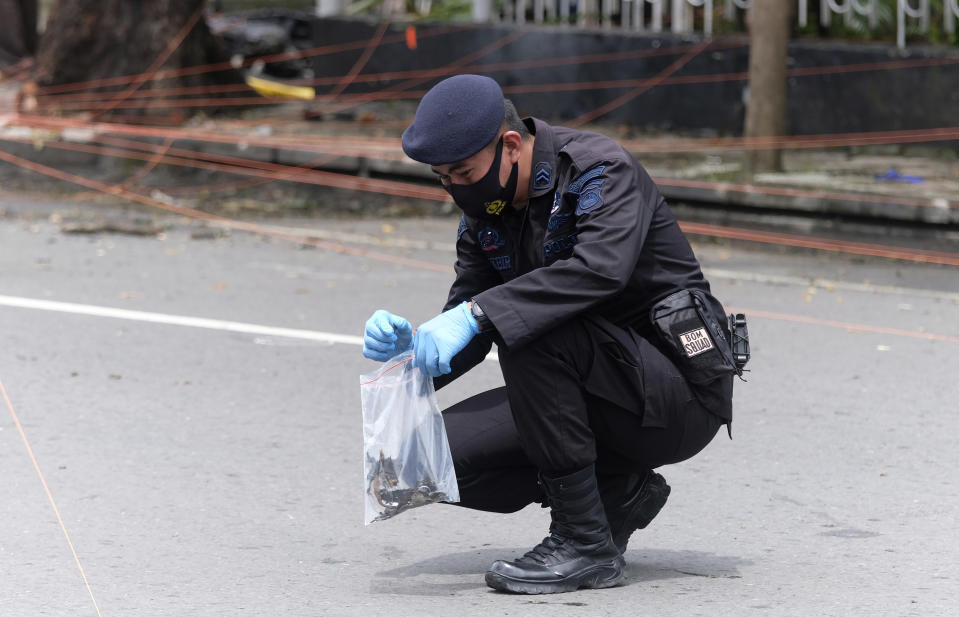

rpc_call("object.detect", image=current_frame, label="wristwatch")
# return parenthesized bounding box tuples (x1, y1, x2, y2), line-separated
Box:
(470, 300, 493, 332)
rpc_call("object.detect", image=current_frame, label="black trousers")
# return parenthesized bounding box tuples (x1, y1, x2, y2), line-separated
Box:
(442, 317, 727, 513)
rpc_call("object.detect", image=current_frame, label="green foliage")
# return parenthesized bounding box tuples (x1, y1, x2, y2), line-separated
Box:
(790, 0, 957, 46)
(214, 0, 958, 46)
(415, 0, 473, 21)
(216, 0, 316, 9)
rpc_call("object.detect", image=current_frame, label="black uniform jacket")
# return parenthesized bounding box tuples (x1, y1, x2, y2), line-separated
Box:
(435, 118, 732, 423)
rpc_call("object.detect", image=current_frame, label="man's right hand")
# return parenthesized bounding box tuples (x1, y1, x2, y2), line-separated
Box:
(362, 310, 413, 361)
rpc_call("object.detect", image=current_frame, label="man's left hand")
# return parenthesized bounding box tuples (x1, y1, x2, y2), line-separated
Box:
(413, 302, 480, 377)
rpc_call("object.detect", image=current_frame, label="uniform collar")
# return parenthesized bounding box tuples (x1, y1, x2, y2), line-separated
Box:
(525, 117, 557, 199)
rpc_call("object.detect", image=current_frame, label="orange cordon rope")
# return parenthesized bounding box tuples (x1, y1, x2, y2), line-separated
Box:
(0, 146, 456, 273)
(359, 357, 415, 385)
(311, 29, 530, 119)
(143, 150, 345, 196)
(658, 177, 955, 210)
(91, 4, 205, 119)
(2, 135, 956, 266)
(31, 34, 533, 115)
(88, 134, 384, 184)
(28, 130, 957, 215)
(32, 42, 959, 107)
(29, 32, 529, 117)
(34, 40, 747, 104)
(727, 307, 959, 344)
(568, 40, 712, 127)
(113, 136, 176, 190)
(679, 222, 959, 266)
(7, 114, 957, 213)
(0, 377, 104, 617)
(32, 24, 471, 96)
(3, 121, 955, 217)
(622, 126, 959, 153)
(38, 96, 294, 112)
(0, 134, 448, 201)
(328, 21, 391, 98)
(11, 113, 959, 157)
(13, 114, 407, 156)
(32, 50, 959, 113)
(151, 174, 294, 195)
(0, 58, 34, 84)
(141, 148, 344, 196)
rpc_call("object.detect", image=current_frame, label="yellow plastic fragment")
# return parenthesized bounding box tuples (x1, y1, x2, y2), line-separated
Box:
(245, 75, 316, 100)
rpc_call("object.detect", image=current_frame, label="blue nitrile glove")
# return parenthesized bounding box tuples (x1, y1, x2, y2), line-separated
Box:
(413, 302, 481, 377)
(362, 310, 413, 361)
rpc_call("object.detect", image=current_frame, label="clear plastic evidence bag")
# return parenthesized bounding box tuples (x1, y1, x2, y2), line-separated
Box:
(359, 351, 459, 524)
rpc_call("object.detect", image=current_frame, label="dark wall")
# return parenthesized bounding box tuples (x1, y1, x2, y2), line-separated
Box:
(310, 18, 959, 136)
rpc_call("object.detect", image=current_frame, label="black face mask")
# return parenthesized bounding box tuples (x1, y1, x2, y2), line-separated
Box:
(447, 137, 519, 221)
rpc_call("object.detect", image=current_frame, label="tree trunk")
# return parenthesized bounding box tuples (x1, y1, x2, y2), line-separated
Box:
(0, 0, 37, 67)
(744, 0, 792, 174)
(29, 0, 246, 119)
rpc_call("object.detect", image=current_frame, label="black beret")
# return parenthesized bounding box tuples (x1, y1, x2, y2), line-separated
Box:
(401, 74, 505, 165)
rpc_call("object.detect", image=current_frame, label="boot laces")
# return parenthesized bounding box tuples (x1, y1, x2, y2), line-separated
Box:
(519, 534, 568, 565)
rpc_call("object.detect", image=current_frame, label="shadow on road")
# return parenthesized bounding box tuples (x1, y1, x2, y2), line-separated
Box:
(371, 547, 750, 596)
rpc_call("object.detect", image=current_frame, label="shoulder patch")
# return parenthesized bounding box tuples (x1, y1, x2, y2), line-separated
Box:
(533, 161, 553, 190)
(570, 165, 607, 215)
(567, 165, 606, 195)
(576, 183, 605, 214)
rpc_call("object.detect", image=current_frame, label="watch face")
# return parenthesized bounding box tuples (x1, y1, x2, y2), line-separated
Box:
(470, 301, 488, 329)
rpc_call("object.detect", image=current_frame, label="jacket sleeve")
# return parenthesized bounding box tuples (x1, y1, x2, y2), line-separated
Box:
(433, 217, 499, 390)
(474, 157, 659, 349)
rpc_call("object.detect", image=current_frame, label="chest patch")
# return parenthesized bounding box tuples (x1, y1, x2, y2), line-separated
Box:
(487, 255, 512, 271)
(478, 227, 505, 252)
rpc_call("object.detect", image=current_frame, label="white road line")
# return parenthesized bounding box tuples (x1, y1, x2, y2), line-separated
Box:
(0, 294, 363, 345)
(0, 294, 501, 361)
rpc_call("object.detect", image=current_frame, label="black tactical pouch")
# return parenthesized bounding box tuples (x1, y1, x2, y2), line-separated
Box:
(650, 289, 738, 385)
(727, 312, 751, 375)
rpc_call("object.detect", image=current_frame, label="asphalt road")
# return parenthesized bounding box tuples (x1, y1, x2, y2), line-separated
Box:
(1, 194, 957, 616)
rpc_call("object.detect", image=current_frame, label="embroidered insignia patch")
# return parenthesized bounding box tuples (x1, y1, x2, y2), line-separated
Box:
(484, 199, 507, 216)
(679, 327, 714, 358)
(569, 165, 607, 215)
(547, 212, 573, 232)
(576, 186, 604, 214)
(488, 255, 512, 271)
(544, 233, 578, 260)
(478, 227, 505, 252)
(533, 161, 553, 190)
(567, 165, 606, 194)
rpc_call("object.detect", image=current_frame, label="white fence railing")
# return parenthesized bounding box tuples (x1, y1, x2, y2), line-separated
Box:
(365, 0, 959, 49)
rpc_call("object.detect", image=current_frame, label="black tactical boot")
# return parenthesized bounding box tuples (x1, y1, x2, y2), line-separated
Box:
(485, 465, 625, 594)
(599, 469, 671, 554)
